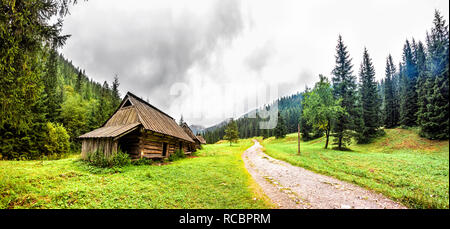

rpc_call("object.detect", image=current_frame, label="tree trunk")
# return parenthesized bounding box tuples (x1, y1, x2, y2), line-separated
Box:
(298, 123, 301, 155)
(324, 120, 331, 149)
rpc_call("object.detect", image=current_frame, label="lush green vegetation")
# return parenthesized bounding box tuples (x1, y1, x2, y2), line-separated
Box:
(0, 1, 121, 160)
(261, 129, 449, 209)
(0, 139, 271, 209)
(85, 149, 131, 168)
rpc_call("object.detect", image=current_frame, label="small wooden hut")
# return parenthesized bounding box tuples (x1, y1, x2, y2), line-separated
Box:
(78, 92, 195, 159)
(196, 135, 206, 145)
(180, 122, 202, 150)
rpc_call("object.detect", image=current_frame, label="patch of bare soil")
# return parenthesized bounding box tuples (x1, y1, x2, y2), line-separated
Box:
(242, 140, 406, 209)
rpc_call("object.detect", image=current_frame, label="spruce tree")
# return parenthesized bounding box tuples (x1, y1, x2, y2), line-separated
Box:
(75, 70, 83, 94)
(274, 111, 287, 139)
(112, 74, 121, 109)
(224, 119, 239, 146)
(43, 46, 61, 122)
(331, 35, 357, 150)
(94, 81, 110, 127)
(384, 54, 398, 128)
(416, 41, 431, 136)
(378, 79, 385, 123)
(357, 48, 382, 143)
(399, 40, 419, 127)
(422, 10, 449, 139)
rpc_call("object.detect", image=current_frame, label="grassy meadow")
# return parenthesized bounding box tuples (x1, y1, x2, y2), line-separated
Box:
(0, 139, 271, 209)
(261, 128, 449, 209)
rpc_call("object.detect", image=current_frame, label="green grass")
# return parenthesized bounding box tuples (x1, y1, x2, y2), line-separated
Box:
(0, 139, 271, 209)
(261, 128, 449, 209)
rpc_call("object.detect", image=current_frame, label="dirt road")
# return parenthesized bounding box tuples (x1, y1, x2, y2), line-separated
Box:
(242, 140, 406, 209)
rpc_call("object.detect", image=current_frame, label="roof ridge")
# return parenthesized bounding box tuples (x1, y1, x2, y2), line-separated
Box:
(126, 91, 175, 120)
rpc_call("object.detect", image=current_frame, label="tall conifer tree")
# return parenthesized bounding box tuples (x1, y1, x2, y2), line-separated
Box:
(357, 48, 381, 143)
(331, 35, 357, 149)
(274, 112, 287, 139)
(43, 46, 61, 122)
(422, 10, 449, 139)
(399, 40, 419, 126)
(384, 55, 399, 128)
(111, 74, 121, 109)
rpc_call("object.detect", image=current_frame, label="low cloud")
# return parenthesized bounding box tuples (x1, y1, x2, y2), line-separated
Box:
(63, 0, 245, 110)
(245, 41, 275, 73)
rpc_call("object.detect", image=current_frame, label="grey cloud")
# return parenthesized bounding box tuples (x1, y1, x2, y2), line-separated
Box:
(245, 41, 275, 73)
(64, 0, 244, 110)
(278, 69, 315, 97)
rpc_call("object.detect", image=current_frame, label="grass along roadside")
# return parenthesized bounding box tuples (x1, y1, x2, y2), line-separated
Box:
(0, 139, 271, 209)
(261, 128, 449, 209)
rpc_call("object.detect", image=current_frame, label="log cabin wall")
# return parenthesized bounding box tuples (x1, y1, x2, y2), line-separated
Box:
(81, 130, 193, 160)
(81, 138, 118, 160)
(137, 130, 193, 159)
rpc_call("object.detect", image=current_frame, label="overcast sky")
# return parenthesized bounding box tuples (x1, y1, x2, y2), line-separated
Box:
(61, 0, 449, 127)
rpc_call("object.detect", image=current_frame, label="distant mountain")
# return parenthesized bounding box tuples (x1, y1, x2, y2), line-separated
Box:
(204, 118, 232, 132)
(189, 124, 206, 135)
(203, 92, 304, 143)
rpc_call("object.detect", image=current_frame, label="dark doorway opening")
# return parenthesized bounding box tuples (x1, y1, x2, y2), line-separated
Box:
(162, 142, 168, 157)
(117, 129, 140, 158)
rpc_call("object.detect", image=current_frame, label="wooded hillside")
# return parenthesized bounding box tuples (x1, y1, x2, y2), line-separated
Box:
(0, 0, 121, 159)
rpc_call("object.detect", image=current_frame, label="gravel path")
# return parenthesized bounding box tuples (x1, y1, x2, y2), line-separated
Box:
(243, 140, 406, 209)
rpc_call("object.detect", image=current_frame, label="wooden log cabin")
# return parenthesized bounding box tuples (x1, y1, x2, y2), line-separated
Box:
(196, 135, 206, 145)
(180, 122, 205, 150)
(78, 92, 196, 160)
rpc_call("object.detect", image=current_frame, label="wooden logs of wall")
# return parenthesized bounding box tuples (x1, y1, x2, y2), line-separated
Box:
(137, 130, 192, 159)
(81, 138, 118, 160)
(81, 130, 194, 160)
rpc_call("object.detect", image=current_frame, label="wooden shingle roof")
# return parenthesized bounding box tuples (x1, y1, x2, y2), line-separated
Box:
(180, 122, 199, 143)
(79, 92, 194, 143)
(79, 123, 141, 139)
(196, 135, 206, 144)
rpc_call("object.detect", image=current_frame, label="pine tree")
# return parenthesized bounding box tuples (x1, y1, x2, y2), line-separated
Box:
(94, 81, 110, 127)
(421, 10, 449, 139)
(384, 54, 399, 128)
(75, 70, 83, 94)
(331, 35, 358, 150)
(111, 74, 121, 109)
(179, 115, 184, 125)
(224, 119, 239, 146)
(357, 48, 382, 143)
(43, 46, 61, 122)
(378, 80, 385, 123)
(399, 39, 419, 127)
(274, 111, 287, 139)
(416, 41, 431, 134)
